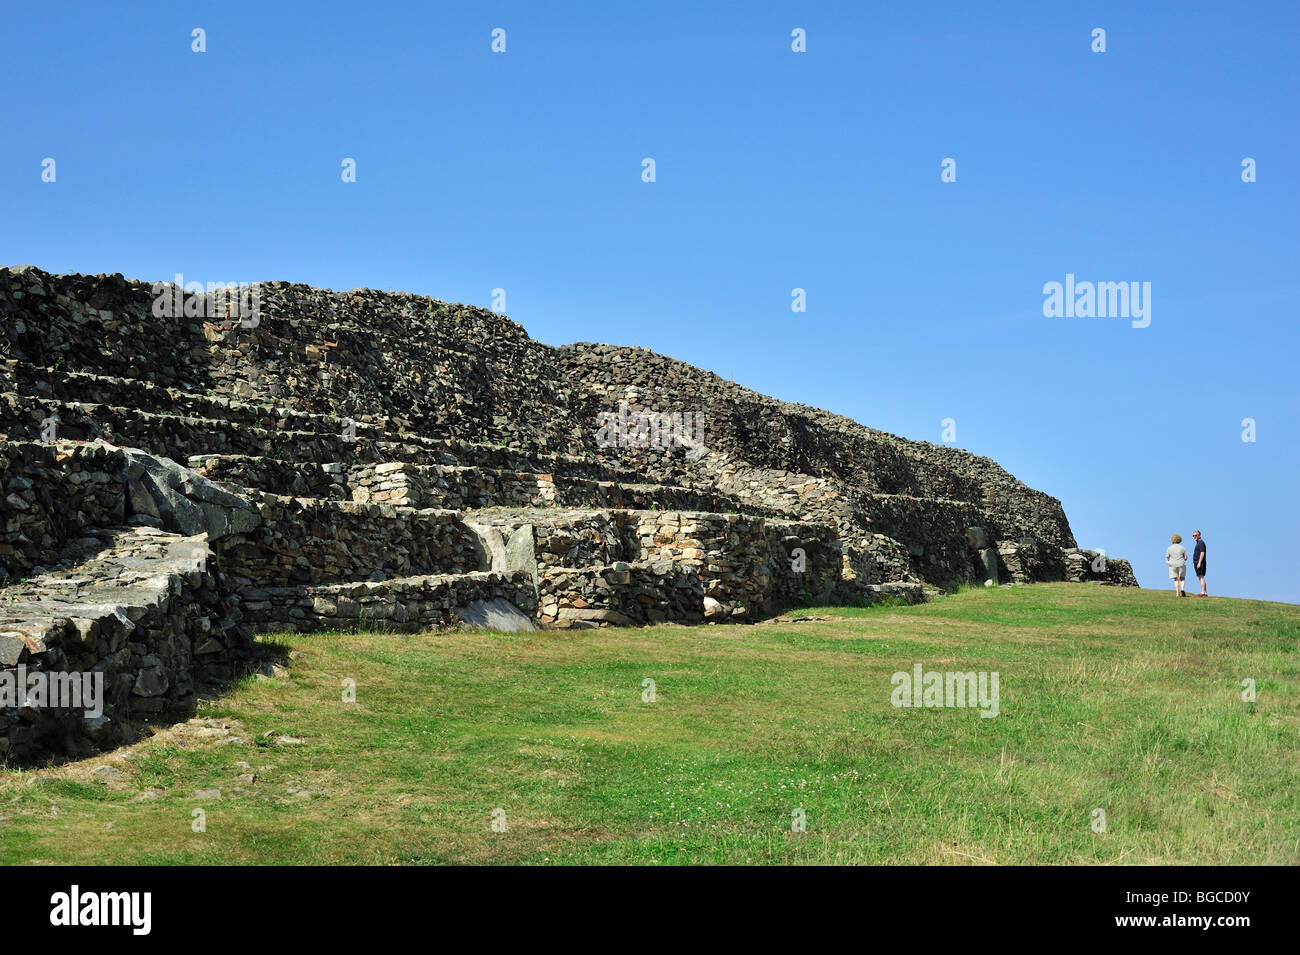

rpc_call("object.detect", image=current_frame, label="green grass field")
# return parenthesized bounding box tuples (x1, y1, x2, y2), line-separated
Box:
(2, 583, 1297, 865)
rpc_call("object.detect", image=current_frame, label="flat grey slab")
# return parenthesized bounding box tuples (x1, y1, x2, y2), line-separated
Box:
(457, 598, 537, 633)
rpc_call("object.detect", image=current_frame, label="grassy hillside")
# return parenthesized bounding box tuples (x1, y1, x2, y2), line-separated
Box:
(2, 583, 1296, 865)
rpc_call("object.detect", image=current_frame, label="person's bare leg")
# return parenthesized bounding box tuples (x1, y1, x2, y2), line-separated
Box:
(1199, 575, 1207, 596)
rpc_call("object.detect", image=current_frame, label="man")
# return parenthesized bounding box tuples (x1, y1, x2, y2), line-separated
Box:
(1166, 534, 1188, 597)
(1192, 530, 1207, 596)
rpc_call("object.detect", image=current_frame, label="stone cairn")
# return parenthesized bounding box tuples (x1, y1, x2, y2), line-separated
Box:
(0, 266, 1135, 760)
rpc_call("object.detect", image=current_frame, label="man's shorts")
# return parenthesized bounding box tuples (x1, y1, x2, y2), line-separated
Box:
(1196, 563, 1206, 578)
(1170, 566, 1186, 580)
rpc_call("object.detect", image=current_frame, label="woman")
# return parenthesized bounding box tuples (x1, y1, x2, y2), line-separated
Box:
(1166, 533, 1188, 597)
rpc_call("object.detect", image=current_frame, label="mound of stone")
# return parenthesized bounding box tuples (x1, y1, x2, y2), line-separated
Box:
(0, 265, 1136, 760)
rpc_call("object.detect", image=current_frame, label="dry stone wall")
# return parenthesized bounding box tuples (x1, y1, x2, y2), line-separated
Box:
(537, 561, 703, 628)
(556, 343, 1080, 553)
(0, 524, 249, 761)
(1, 440, 126, 581)
(763, 521, 845, 611)
(241, 571, 537, 633)
(214, 493, 482, 589)
(348, 460, 740, 515)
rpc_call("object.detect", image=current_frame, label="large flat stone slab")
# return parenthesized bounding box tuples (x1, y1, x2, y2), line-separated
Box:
(457, 597, 538, 632)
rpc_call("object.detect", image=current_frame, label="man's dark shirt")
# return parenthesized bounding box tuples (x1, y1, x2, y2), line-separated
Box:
(1194, 539, 1206, 570)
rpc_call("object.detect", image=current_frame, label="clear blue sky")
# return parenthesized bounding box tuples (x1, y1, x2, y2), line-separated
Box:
(3, 1, 1297, 602)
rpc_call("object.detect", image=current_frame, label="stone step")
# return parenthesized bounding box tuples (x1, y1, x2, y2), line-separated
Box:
(0, 432, 968, 602)
(0, 438, 486, 591)
(0, 388, 651, 485)
(10, 366, 1001, 548)
(186, 452, 746, 515)
(1, 268, 582, 452)
(0, 524, 251, 762)
(0, 393, 627, 480)
(2, 357, 393, 436)
(187, 452, 657, 501)
(0, 439, 128, 583)
(536, 560, 705, 628)
(347, 461, 746, 514)
(187, 453, 352, 499)
(214, 491, 485, 590)
(460, 507, 854, 622)
(240, 570, 537, 634)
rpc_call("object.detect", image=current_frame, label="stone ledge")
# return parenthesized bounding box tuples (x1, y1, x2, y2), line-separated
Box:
(0, 524, 250, 763)
(241, 570, 537, 634)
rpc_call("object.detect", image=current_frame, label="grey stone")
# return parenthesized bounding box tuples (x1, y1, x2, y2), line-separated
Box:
(505, 524, 539, 586)
(122, 449, 260, 540)
(557, 607, 635, 626)
(466, 522, 506, 572)
(131, 666, 168, 697)
(0, 635, 28, 666)
(979, 547, 999, 584)
(458, 598, 537, 632)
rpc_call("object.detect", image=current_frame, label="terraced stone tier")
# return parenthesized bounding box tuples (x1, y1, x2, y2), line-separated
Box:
(240, 570, 537, 633)
(557, 343, 1080, 548)
(177, 452, 738, 514)
(465, 507, 877, 621)
(0, 439, 126, 581)
(188, 453, 351, 500)
(213, 494, 483, 589)
(0, 525, 250, 762)
(348, 461, 746, 515)
(0, 267, 588, 451)
(0, 393, 500, 472)
(3, 359, 389, 437)
(537, 561, 705, 628)
(1, 385, 659, 492)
